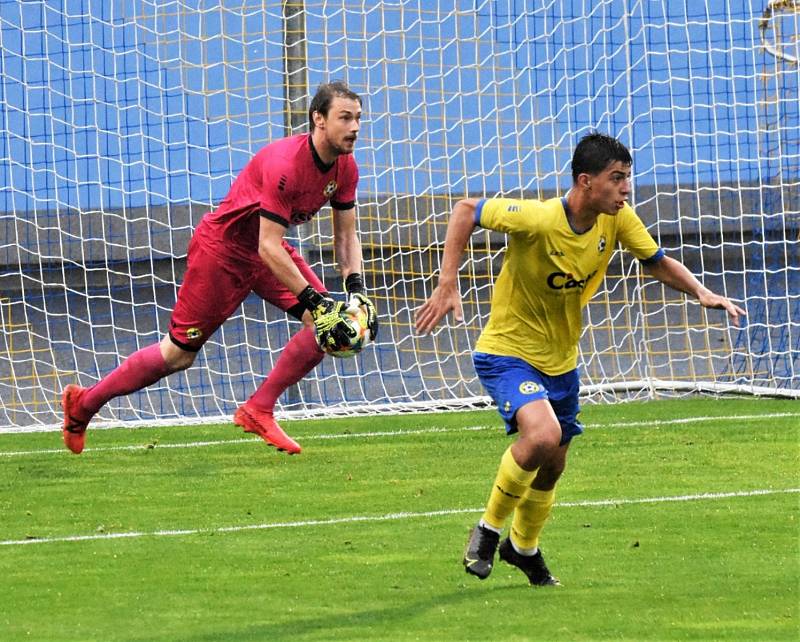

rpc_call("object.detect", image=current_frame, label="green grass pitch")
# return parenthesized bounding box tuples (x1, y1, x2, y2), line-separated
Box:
(1, 397, 798, 641)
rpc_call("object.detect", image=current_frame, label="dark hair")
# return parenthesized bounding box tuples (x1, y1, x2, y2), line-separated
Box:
(308, 81, 361, 131)
(571, 132, 632, 182)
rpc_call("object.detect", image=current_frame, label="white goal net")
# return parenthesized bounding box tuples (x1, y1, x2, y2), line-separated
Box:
(1, 0, 798, 432)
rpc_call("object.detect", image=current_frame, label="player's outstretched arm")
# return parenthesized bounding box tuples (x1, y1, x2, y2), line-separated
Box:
(415, 199, 480, 335)
(645, 255, 746, 327)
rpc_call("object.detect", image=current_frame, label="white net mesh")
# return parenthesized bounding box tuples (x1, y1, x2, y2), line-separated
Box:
(1, 0, 797, 432)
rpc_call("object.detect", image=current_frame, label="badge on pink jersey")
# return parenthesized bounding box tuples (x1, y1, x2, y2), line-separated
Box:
(323, 180, 337, 198)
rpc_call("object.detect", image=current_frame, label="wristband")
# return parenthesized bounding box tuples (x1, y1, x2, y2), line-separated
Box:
(296, 285, 325, 312)
(345, 272, 364, 295)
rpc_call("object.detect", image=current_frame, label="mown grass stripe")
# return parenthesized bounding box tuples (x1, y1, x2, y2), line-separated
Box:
(1, 411, 797, 458)
(2, 487, 796, 547)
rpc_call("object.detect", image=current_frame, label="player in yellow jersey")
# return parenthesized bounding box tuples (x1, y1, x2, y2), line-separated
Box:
(415, 132, 745, 586)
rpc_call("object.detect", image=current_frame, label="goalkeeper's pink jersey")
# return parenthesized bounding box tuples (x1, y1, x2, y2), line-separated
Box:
(193, 133, 358, 267)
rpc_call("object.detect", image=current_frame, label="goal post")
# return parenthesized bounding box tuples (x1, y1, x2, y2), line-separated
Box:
(0, 1, 797, 432)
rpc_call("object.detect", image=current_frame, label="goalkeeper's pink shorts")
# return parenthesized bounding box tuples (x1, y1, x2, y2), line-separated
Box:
(168, 235, 326, 352)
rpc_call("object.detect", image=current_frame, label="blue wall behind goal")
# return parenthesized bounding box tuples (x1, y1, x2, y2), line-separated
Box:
(0, 0, 793, 215)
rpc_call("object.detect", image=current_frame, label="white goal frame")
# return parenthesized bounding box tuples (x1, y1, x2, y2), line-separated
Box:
(0, 1, 797, 433)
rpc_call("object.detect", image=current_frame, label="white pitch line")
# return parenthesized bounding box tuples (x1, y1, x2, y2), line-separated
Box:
(1, 487, 797, 548)
(0, 411, 797, 458)
(602, 412, 799, 429)
(0, 426, 491, 458)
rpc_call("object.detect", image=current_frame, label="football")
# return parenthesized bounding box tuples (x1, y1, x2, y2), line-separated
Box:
(324, 307, 372, 358)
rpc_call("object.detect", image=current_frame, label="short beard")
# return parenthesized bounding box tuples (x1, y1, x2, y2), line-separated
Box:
(327, 137, 355, 156)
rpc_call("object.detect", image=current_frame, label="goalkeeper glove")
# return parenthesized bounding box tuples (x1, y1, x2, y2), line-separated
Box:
(345, 273, 379, 341)
(296, 285, 356, 352)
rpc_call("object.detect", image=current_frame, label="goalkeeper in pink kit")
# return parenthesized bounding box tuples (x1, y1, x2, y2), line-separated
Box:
(61, 81, 377, 455)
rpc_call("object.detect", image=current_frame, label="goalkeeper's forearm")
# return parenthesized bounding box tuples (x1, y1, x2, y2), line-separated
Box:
(258, 218, 314, 296)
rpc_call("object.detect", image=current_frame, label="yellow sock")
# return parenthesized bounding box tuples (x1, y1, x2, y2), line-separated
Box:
(481, 447, 537, 530)
(510, 487, 556, 550)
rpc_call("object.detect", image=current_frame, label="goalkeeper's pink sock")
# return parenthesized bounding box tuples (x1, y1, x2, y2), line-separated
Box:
(81, 343, 173, 416)
(248, 326, 325, 413)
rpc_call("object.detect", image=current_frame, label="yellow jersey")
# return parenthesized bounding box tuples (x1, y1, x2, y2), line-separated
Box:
(473, 196, 662, 374)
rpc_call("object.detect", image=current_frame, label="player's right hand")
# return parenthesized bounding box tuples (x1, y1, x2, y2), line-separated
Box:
(312, 298, 358, 352)
(297, 286, 357, 351)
